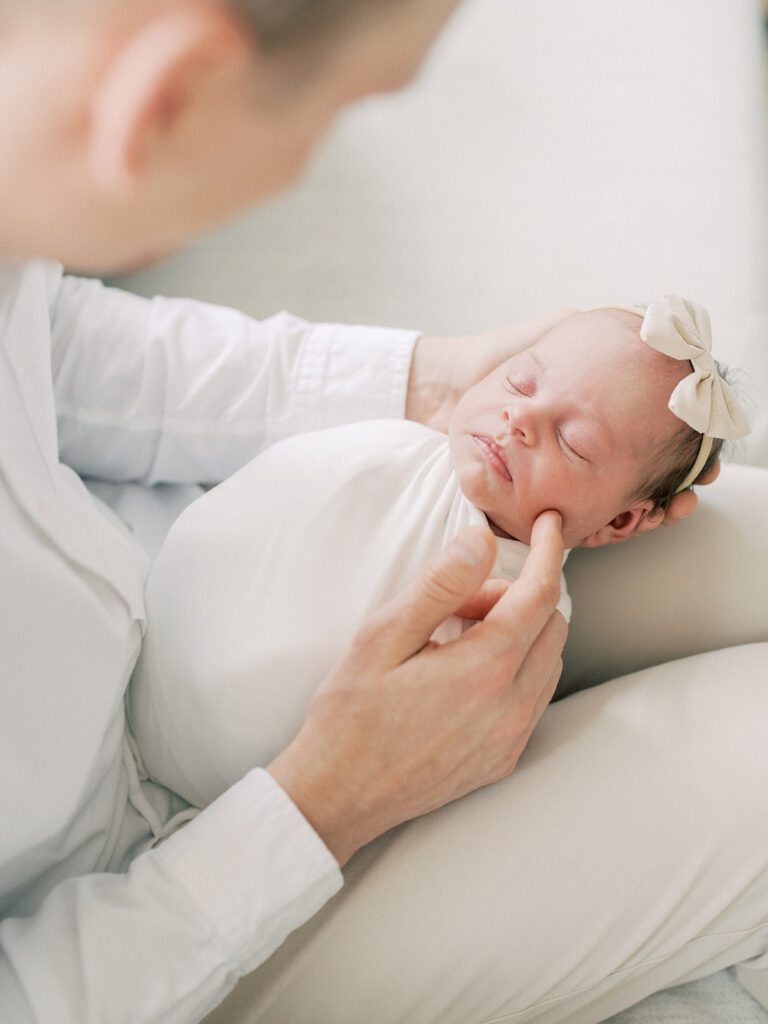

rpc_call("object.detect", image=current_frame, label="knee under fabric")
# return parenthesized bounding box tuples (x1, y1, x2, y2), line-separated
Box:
(128, 419, 571, 809)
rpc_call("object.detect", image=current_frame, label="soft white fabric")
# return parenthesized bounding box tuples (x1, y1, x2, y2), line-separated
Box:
(0, 261, 419, 1024)
(130, 419, 571, 810)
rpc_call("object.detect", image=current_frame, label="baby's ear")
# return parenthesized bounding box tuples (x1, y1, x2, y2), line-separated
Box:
(579, 500, 659, 548)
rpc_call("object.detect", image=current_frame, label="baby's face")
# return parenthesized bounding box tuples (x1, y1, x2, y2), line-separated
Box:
(448, 311, 688, 548)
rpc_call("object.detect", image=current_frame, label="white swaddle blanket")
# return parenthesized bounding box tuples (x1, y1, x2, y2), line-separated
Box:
(129, 419, 571, 809)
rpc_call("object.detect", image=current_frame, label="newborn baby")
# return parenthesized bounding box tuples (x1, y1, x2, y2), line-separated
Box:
(129, 297, 748, 810)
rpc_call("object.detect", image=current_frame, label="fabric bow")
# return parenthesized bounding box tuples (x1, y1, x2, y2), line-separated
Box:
(640, 294, 750, 439)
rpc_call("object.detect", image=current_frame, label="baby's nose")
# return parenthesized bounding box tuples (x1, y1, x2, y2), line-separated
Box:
(501, 404, 538, 446)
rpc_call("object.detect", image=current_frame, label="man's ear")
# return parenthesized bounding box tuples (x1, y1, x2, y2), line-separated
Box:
(579, 500, 661, 548)
(87, 1, 251, 194)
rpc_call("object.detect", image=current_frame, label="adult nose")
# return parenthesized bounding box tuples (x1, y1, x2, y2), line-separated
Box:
(500, 402, 540, 447)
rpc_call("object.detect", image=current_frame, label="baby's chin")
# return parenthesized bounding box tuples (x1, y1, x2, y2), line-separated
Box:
(486, 512, 585, 549)
(484, 515, 531, 545)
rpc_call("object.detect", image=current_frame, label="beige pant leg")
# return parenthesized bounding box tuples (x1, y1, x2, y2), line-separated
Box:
(208, 644, 768, 1024)
(206, 464, 768, 1024)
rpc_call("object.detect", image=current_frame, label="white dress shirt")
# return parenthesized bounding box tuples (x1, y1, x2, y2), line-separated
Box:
(0, 260, 418, 1023)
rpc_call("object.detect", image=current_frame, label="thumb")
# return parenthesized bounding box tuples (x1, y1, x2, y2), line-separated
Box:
(374, 526, 497, 664)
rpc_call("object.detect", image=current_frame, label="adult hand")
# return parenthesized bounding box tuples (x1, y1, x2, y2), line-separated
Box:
(268, 512, 567, 867)
(636, 460, 721, 533)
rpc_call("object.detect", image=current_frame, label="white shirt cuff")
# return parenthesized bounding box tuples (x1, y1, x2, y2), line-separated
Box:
(296, 323, 419, 432)
(153, 768, 343, 976)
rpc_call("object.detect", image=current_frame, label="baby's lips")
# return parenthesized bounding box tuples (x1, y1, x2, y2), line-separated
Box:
(472, 434, 513, 482)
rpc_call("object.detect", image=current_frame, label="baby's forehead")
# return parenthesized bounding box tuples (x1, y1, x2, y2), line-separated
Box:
(526, 310, 688, 431)
(534, 308, 684, 377)
(554, 307, 644, 349)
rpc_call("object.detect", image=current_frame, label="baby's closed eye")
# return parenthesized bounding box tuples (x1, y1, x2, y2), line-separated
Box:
(503, 374, 536, 396)
(557, 430, 586, 461)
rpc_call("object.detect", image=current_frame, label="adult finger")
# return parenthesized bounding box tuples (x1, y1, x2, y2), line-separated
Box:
(518, 652, 563, 751)
(697, 459, 721, 486)
(367, 525, 497, 664)
(488, 613, 565, 781)
(456, 578, 510, 621)
(661, 488, 697, 526)
(659, 460, 720, 527)
(508, 608, 568, 706)
(526, 612, 567, 708)
(471, 510, 565, 658)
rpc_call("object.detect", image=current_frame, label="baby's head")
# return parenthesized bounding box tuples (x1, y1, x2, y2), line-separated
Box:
(449, 300, 747, 549)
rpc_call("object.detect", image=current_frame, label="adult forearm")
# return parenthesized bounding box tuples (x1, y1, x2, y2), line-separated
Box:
(0, 770, 340, 1024)
(52, 274, 418, 486)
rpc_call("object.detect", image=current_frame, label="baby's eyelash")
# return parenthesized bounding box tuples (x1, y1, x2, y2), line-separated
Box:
(503, 376, 534, 396)
(558, 430, 586, 462)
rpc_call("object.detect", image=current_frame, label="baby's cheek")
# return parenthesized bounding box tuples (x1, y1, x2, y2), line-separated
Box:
(455, 456, 487, 507)
(478, 490, 533, 545)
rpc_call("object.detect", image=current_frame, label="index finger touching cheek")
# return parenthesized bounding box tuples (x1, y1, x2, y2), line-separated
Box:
(476, 510, 565, 655)
(526, 509, 565, 560)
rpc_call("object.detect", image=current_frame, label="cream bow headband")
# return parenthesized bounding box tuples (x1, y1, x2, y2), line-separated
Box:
(608, 296, 750, 492)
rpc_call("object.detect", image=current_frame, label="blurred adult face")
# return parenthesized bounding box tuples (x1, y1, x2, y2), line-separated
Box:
(0, 0, 461, 271)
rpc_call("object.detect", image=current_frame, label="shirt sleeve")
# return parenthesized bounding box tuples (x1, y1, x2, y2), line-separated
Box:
(0, 769, 342, 1024)
(51, 273, 419, 486)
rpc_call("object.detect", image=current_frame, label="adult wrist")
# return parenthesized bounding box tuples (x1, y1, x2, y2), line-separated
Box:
(268, 741, 371, 869)
(405, 333, 460, 430)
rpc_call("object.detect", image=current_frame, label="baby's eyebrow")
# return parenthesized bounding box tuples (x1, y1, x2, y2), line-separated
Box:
(527, 350, 545, 371)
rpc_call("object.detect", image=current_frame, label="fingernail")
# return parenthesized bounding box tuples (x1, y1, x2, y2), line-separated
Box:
(451, 530, 488, 566)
